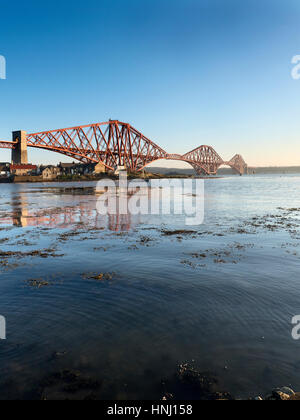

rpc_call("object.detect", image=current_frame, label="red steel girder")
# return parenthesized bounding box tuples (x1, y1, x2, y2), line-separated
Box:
(0, 121, 248, 175)
(26, 121, 168, 172)
(0, 141, 17, 149)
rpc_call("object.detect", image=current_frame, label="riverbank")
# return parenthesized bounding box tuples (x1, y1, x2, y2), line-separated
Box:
(0, 172, 216, 184)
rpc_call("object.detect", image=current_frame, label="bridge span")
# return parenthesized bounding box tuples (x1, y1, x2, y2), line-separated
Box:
(0, 120, 247, 175)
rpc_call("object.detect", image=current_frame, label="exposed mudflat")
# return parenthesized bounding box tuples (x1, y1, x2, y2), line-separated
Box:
(0, 176, 300, 399)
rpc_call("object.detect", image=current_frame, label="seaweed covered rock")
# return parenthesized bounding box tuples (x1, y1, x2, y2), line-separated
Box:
(162, 362, 234, 401)
(38, 369, 102, 400)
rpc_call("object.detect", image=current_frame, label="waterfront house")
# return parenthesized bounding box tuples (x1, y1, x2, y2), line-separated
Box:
(0, 162, 10, 177)
(41, 166, 61, 180)
(10, 164, 37, 176)
(58, 162, 106, 176)
(58, 162, 79, 175)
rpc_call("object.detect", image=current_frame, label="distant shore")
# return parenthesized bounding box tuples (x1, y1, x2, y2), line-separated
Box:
(0, 173, 221, 184)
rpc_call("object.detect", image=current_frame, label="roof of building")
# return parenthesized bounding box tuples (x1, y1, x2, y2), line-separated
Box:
(0, 163, 10, 171)
(11, 164, 37, 170)
(41, 165, 58, 169)
(59, 162, 102, 168)
(59, 162, 78, 168)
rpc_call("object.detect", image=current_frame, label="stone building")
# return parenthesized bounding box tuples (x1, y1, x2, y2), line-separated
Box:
(58, 162, 78, 175)
(84, 162, 106, 174)
(41, 166, 61, 180)
(10, 164, 37, 176)
(58, 162, 106, 175)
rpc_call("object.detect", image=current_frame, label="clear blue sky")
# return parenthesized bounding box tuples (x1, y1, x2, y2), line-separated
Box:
(1, 0, 300, 167)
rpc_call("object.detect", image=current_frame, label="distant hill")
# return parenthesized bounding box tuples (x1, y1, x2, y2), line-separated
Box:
(246, 166, 300, 174)
(145, 166, 300, 175)
(145, 167, 233, 175)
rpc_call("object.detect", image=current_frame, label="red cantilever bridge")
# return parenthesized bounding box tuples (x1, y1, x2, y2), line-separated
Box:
(0, 120, 247, 175)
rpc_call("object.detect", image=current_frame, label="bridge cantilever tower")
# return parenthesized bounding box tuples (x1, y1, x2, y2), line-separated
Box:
(26, 121, 168, 172)
(0, 120, 247, 175)
(11, 131, 28, 164)
(225, 154, 248, 175)
(182, 146, 224, 175)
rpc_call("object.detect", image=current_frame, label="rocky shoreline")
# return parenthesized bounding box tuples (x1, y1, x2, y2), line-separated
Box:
(32, 363, 300, 400)
(161, 363, 300, 401)
(251, 387, 300, 401)
(7, 360, 297, 401)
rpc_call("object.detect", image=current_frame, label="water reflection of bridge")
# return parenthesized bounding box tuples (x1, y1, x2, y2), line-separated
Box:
(1, 192, 132, 231)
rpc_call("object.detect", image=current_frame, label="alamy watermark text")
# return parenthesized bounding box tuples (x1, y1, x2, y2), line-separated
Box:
(291, 55, 300, 80)
(0, 316, 6, 340)
(96, 174, 205, 226)
(0, 55, 6, 80)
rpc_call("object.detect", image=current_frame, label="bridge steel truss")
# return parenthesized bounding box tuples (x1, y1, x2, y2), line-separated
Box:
(0, 121, 248, 175)
(0, 141, 17, 149)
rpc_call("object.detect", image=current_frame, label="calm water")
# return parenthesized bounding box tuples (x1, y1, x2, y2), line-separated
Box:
(0, 174, 300, 399)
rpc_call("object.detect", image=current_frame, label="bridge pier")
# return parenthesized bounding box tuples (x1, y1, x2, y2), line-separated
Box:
(12, 131, 28, 164)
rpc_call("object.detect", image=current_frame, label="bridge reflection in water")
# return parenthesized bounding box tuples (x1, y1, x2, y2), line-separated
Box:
(1, 190, 133, 231)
